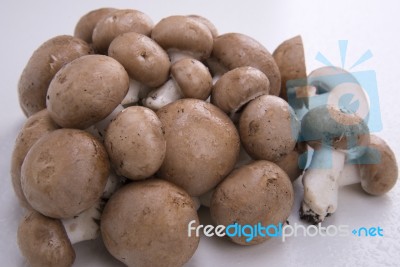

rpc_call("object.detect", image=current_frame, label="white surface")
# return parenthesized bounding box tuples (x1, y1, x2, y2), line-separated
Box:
(1, 1, 399, 266)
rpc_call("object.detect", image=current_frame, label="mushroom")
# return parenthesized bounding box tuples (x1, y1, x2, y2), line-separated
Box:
(272, 35, 307, 101)
(101, 179, 200, 267)
(92, 9, 154, 54)
(239, 95, 301, 163)
(143, 58, 212, 110)
(18, 211, 75, 267)
(356, 134, 398, 195)
(21, 128, 110, 219)
(187, 15, 218, 38)
(18, 199, 104, 267)
(108, 32, 170, 106)
(151, 15, 213, 63)
(104, 106, 166, 180)
(46, 54, 129, 129)
(210, 160, 294, 245)
(211, 66, 270, 121)
(156, 99, 240, 196)
(207, 33, 281, 95)
(18, 35, 92, 117)
(11, 109, 59, 209)
(275, 148, 305, 182)
(74, 7, 117, 43)
(300, 105, 370, 224)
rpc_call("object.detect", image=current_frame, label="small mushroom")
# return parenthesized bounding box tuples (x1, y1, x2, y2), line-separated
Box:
(11, 109, 59, 209)
(92, 9, 154, 54)
(104, 106, 166, 180)
(275, 148, 304, 182)
(272, 35, 306, 101)
(207, 33, 281, 96)
(156, 99, 240, 196)
(239, 95, 301, 162)
(108, 32, 170, 106)
(18, 211, 75, 267)
(18, 199, 105, 267)
(74, 7, 117, 43)
(18, 35, 92, 117)
(357, 135, 398, 195)
(46, 54, 129, 129)
(144, 58, 212, 110)
(151, 15, 213, 63)
(101, 179, 200, 267)
(21, 128, 110, 219)
(211, 66, 270, 121)
(300, 105, 370, 224)
(210, 160, 294, 245)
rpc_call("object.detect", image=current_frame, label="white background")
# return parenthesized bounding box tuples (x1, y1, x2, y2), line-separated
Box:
(1, 0, 399, 266)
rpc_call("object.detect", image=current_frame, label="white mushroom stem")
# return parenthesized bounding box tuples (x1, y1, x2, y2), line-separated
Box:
(121, 79, 151, 107)
(168, 50, 201, 64)
(199, 189, 214, 208)
(61, 200, 102, 244)
(102, 171, 125, 199)
(143, 79, 183, 110)
(94, 104, 124, 137)
(301, 145, 346, 223)
(339, 163, 361, 186)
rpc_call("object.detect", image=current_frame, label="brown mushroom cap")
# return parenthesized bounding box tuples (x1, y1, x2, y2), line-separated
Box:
(156, 99, 240, 196)
(209, 33, 281, 96)
(151, 15, 213, 61)
(210, 160, 294, 245)
(239, 95, 300, 162)
(46, 54, 129, 129)
(301, 105, 370, 158)
(11, 109, 59, 209)
(101, 179, 200, 267)
(211, 66, 270, 116)
(170, 58, 212, 99)
(18, 211, 75, 267)
(18, 35, 92, 117)
(74, 8, 117, 43)
(358, 135, 398, 195)
(105, 106, 166, 180)
(187, 15, 218, 38)
(92, 9, 154, 54)
(272, 35, 306, 101)
(275, 149, 303, 182)
(21, 129, 110, 219)
(108, 32, 170, 88)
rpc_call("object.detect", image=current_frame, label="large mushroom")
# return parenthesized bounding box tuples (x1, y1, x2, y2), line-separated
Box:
(46, 55, 129, 129)
(239, 95, 301, 163)
(104, 106, 166, 180)
(156, 99, 240, 196)
(210, 161, 294, 245)
(101, 179, 200, 267)
(211, 66, 270, 121)
(18, 35, 92, 117)
(21, 129, 110, 219)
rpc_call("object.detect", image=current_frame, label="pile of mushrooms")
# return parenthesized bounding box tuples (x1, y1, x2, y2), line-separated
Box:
(12, 7, 398, 267)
